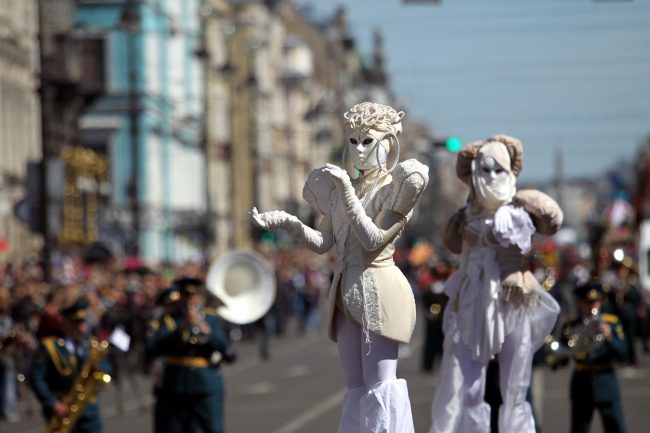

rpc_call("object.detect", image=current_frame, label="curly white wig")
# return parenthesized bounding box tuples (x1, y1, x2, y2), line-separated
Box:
(343, 102, 405, 135)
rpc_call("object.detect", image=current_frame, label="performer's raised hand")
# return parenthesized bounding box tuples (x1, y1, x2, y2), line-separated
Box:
(322, 163, 352, 189)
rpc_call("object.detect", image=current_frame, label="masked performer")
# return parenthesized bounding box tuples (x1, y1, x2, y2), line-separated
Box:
(252, 102, 428, 433)
(428, 135, 562, 433)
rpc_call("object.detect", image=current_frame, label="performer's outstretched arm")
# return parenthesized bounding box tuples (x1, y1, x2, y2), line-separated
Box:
(250, 207, 334, 254)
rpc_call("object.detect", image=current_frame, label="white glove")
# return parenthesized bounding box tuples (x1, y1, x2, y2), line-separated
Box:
(250, 207, 299, 231)
(494, 205, 514, 236)
(492, 205, 535, 253)
(320, 164, 407, 252)
(250, 207, 334, 254)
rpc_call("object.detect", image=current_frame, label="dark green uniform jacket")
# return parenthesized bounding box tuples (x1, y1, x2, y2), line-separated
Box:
(145, 312, 231, 395)
(565, 313, 628, 433)
(145, 311, 234, 433)
(29, 336, 112, 433)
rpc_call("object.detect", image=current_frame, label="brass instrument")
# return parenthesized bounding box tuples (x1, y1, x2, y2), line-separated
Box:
(206, 251, 276, 325)
(45, 339, 111, 433)
(544, 316, 604, 367)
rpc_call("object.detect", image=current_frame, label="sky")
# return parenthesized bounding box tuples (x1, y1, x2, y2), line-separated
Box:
(294, 0, 650, 183)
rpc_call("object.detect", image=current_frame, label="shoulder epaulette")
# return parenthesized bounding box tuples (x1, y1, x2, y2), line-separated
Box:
(163, 314, 177, 331)
(41, 336, 56, 345)
(202, 307, 219, 317)
(601, 313, 619, 324)
(42, 337, 75, 376)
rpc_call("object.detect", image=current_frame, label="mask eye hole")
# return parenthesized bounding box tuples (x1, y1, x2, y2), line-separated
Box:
(362, 138, 374, 145)
(495, 168, 504, 174)
(349, 138, 358, 144)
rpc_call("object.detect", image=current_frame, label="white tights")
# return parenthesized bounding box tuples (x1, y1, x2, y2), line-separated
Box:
(336, 311, 414, 433)
(336, 311, 398, 388)
(429, 313, 536, 433)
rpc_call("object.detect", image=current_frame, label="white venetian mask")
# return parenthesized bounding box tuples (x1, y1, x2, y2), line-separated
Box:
(347, 130, 388, 171)
(478, 156, 509, 186)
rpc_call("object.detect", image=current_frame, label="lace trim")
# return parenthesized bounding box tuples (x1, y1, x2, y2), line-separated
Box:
(500, 285, 540, 308)
(361, 270, 381, 353)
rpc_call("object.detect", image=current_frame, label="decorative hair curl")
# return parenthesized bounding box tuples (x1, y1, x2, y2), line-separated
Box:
(343, 102, 405, 135)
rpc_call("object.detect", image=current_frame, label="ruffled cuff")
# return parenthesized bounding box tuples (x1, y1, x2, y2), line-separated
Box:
(493, 206, 535, 253)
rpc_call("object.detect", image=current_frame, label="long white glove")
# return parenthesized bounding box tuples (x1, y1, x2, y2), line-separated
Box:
(322, 164, 406, 252)
(250, 207, 333, 254)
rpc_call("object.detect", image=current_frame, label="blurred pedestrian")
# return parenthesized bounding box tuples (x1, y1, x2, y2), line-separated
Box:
(418, 261, 449, 373)
(146, 286, 181, 432)
(0, 287, 20, 423)
(36, 292, 64, 339)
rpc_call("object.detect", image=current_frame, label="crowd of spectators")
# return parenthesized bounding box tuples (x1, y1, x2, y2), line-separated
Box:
(1, 239, 649, 424)
(0, 245, 331, 423)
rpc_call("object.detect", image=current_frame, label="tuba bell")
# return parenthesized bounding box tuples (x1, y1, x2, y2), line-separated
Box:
(206, 250, 276, 325)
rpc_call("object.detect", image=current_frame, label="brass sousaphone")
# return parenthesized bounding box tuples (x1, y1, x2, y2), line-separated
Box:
(206, 250, 276, 324)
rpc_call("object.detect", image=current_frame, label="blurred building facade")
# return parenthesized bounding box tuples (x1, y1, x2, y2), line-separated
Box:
(76, 0, 208, 262)
(0, 1, 41, 260)
(1, 0, 414, 267)
(4, 0, 627, 270)
(201, 0, 398, 258)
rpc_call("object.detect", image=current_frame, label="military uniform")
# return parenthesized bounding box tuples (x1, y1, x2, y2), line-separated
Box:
(565, 283, 628, 433)
(602, 280, 642, 366)
(29, 301, 111, 433)
(146, 278, 236, 433)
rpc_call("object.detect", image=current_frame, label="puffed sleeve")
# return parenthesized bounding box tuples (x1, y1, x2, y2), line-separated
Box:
(388, 159, 430, 218)
(338, 159, 429, 252)
(512, 189, 563, 236)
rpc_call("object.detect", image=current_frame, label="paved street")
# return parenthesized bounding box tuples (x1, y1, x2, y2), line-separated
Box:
(3, 308, 649, 433)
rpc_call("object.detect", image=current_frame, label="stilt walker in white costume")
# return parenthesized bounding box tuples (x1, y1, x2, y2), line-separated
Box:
(252, 102, 428, 433)
(428, 135, 563, 433)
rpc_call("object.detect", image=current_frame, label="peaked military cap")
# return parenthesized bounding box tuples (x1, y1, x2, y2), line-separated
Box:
(156, 286, 181, 305)
(574, 281, 603, 302)
(61, 298, 89, 320)
(173, 277, 204, 297)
